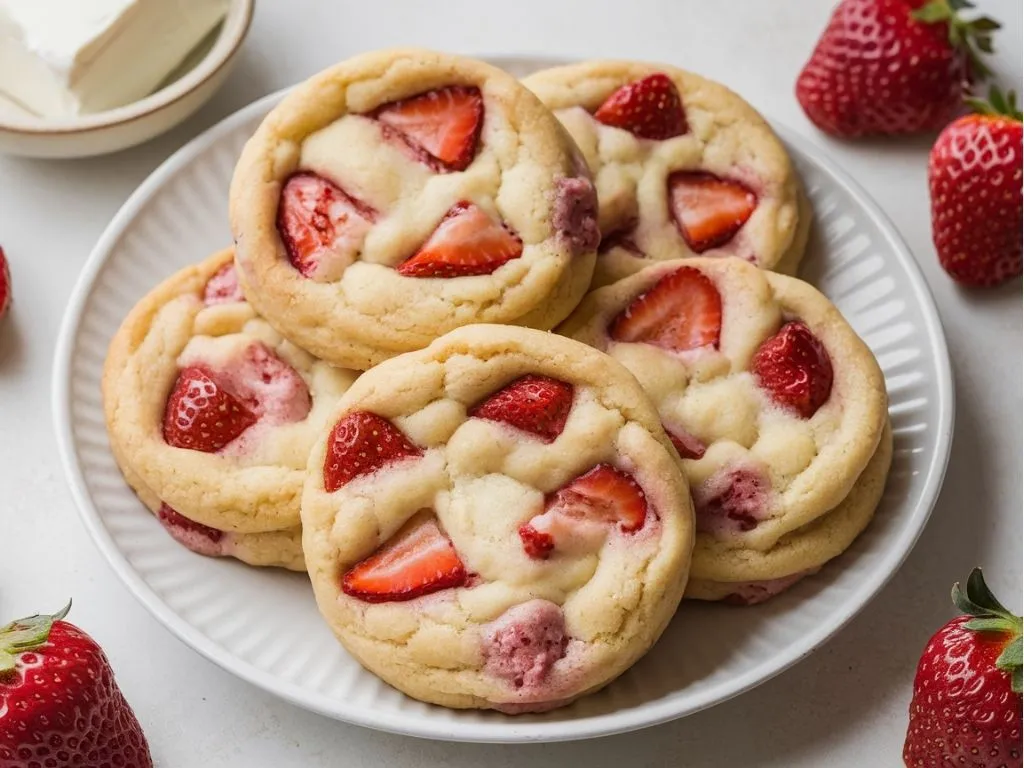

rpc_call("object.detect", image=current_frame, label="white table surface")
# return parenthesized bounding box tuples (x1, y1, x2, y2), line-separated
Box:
(2, 1, 1021, 764)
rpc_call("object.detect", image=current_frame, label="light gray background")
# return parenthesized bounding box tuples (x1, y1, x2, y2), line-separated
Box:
(1, 1, 1021, 764)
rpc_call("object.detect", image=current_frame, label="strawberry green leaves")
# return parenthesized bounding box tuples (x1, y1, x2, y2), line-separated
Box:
(0, 601, 71, 673)
(911, 0, 1000, 80)
(952, 568, 1023, 693)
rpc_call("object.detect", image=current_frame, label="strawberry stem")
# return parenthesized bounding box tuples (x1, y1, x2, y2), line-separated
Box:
(911, 0, 1001, 80)
(951, 569, 1022, 694)
(964, 86, 1023, 121)
(0, 601, 71, 673)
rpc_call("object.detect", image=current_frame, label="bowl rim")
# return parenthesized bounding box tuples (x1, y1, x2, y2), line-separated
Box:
(51, 80, 956, 743)
(0, 0, 253, 135)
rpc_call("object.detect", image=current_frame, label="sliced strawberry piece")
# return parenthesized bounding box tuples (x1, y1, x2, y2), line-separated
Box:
(341, 515, 467, 603)
(469, 375, 574, 443)
(398, 201, 523, 278)
(156, 503, 224, 543)
(518, 523, 555, 560)
(668, 171, 757, 253)
(751, 321, 834, 418)
(547, 464, 648, 533)
(372, 86, 484, 172)
(323, 411, 423, 492)
(203, 263, 244, 305)
(518, 465, 650, 559)
(276, 172, 375, 280)
(0, 246, 10, 321)
(608, 266, 722, 352)
(157, 503, 226, 557)
(593, 73, 688, 140)
(664, 424, 706, 460)
(162, 366, 257, 453)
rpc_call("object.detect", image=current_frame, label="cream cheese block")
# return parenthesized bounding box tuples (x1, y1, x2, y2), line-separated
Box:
(0, 0, 228, 118)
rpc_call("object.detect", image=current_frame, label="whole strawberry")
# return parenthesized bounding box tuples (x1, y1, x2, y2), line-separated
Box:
(796, 0, 999, 137)
(928, 88, 1023, 287)
(0, 247, 10, 322)
(904, 569, 1022, 767)
(0, 603, 152, 768)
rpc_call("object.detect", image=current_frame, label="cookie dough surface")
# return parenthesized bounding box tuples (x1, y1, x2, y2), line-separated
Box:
(231, 48, 599, 370)
(560, 257, 888, 574)
(524, 60, 808, 285)
(301, 325, 693, 712)
(102, 249, 358, 546)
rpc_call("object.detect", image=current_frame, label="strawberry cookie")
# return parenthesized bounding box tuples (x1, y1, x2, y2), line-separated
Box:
(685, 420, 892, 604)
(102, 249, 357, 569)
(230, 48, 599, 370)
(300, 325, 693, 711)
(523, 60, 809, 286)
(559, 257, 889, 603)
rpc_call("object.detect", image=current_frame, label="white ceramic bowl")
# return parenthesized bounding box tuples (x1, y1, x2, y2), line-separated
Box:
(53, 57, 954, 743)
(0, 0, 253, 158)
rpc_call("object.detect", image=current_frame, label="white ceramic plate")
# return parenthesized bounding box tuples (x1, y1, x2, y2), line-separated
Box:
(53, 57, 954, 743)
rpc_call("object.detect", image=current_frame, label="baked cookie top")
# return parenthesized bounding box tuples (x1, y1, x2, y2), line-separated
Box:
(230, 48, 599, 370)
(523, 60, 807, 285)
(102, 249, 358, 534)
(688, 418, 893, 597)
(560, 257, 888, 557)
(300, 325, 693, 712)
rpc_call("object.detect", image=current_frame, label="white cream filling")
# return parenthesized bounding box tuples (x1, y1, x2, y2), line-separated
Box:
(0, 0, 228, 117)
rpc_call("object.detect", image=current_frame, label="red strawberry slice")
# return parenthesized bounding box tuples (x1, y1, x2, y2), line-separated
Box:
(373, 86, 484, 172)
(548, 464, 648, 532)
(469, 375, 574, 443)
(203, 263, 244, 305)
(518, 465, 649, 559)
(162, 366, 257, 453)
(157, 503, 223, 543)
(664, 424, 707, 460)
(341, 515, 467, 603)
(323, 411, 423, 492)
(276, 172, 375, 279)
(593, 73, 688, 140)
(752, 321, 834, 418)
(0, 246, 10, 321)
(668, 171, 757, 253)
(608, 266, 722, 352)
(156, 503, 226, 557)
(518, 523, 555, 560)
(398, 201, 523, 278)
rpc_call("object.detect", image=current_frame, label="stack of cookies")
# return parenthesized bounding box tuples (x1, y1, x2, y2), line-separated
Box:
(103, 49, 891, 714)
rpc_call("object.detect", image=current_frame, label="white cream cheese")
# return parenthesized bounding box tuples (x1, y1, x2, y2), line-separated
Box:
(0, 0, 229, 118)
